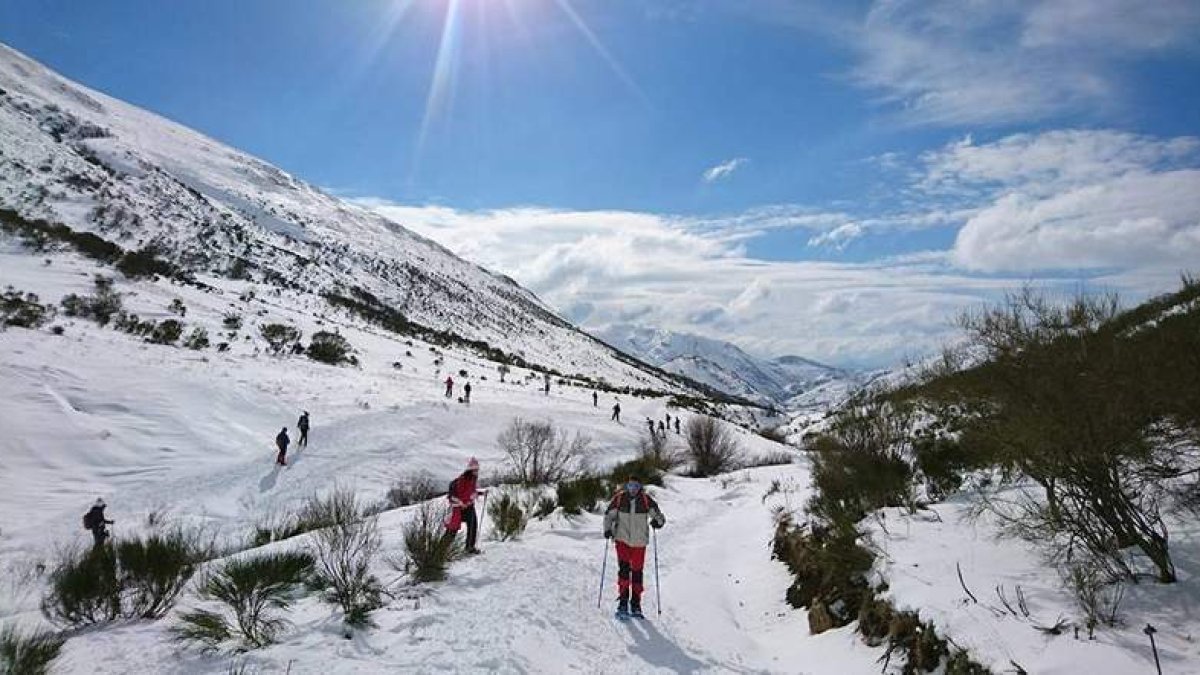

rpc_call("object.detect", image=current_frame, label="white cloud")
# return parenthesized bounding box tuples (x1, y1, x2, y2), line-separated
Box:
(842, 0, 1200, 125)
(354, 128, 1200, 367)
(702, 157, 748, 183)
(807, 222, 865, 250)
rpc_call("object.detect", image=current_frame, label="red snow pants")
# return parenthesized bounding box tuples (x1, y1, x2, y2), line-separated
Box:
(615, 541, 647, 598)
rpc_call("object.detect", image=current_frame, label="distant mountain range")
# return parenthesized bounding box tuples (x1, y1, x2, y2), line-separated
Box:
(595, 324, 864, 409)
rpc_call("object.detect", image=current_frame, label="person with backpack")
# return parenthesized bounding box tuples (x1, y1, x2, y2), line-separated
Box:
(445, 457, 487, 554)
(275, 427, 290, 466)
(593, 391, 599, 407)
(675, 417, 681, 434)
(611, 401, 621, 422)
(297, 411, 310, 448)
(83, 498, 114, 547)
(444, 376, 454, 398)
(603, 477, 666, 618)
(463, 382, 472, 404)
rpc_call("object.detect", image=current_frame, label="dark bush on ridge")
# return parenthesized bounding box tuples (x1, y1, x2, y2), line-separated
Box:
(397, 502, 463, 583)
(684, 416, 740, 477)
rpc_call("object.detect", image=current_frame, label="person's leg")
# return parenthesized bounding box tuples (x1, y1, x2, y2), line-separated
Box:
(615, 541, 632, 612)
(92, 527, 104, 547)
(464, 506, 478, 551)
(629, 545, 647, 613)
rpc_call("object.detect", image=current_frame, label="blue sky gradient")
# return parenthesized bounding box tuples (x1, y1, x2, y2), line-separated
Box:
(3, 0, 1199, 366)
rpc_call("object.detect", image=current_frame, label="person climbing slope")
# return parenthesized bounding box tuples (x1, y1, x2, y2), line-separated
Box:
(444, 376, 455, 398)
(603, 477, 666, 619)
(445, 457, 487, 554)
(463, 382, 472, 404)
(297, 411, 310, 448)
(275, 427, 290, 466)
(611, 401, 621, 423)
(83, 498, 114, 547)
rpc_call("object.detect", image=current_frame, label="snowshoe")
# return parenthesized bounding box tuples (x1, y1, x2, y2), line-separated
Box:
(630, 598, 645, 619)
(615, 608, 631, 621)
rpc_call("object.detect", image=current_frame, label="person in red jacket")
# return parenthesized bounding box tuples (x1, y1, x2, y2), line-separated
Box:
(603, 477, 666, 618)
(445, 457, 487, 554)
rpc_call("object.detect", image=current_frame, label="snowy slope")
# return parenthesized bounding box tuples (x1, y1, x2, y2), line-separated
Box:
(597, 324, 858, 408)
(0, 42, 691, 392)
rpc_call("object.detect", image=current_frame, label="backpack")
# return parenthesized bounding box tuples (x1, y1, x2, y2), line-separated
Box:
(83, 509, 99, 531)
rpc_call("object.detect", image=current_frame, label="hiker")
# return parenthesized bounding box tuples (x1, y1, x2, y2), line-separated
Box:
(275, 427, 290, 466)
(543, 374, 551, 396)
(665, 413, 671, 428)
(463, 382, 472, 404)
(297, 411, 310, 448)
(675, 417, 681, 434)
(593, 391, 598, 407)
(658, 420, 666, 435)
(611, 402, 621, 422)
(444, 376, 454, 398)
(445, 457, 487, 554)
(604, 477, 666, 618)
(83, 498, 114, 547)
(647, 418, 655, 437)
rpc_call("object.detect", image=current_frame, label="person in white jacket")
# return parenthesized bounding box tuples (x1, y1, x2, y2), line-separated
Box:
(603, 477, 666, 617)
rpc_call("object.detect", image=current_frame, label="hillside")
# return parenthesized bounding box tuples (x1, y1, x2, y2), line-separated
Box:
(0, 42, 701, 395)
(597, 324, 858, 408)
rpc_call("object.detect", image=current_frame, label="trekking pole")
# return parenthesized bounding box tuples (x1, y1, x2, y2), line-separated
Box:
(596, 539, 609, 609)
(653, 527, 662, 616)
(478, 492, 488, 545)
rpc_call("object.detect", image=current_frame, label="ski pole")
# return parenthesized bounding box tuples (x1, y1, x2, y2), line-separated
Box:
(478, 492, 488, 545)
(653, 527, 662, 616)
(596, 539, 609, 609)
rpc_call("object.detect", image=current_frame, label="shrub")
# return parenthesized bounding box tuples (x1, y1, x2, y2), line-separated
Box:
(184, 327, 210, 350)
(497, 418, 589, 485)
(556, 475, 610, 516)
(255, 490, 359, 544)
(1, 287, 54, 328)
(59, 277, 122, 326)
(532, 495, 557, 519)
(771, 513, 873, 632)
(222, 312, 243, 330)
(259, 323, 301, 355)
(114, 530, 202, 619)
(168, 298, 187, 316)
(398, 502, 462, 583)
(41, 530, 205, 628)
(307, 330, 355, 366)
(175, 551, 315, 651)
(0, 624, 66, 675)
(150, 319, 183, 345)
(386, 472, 443, 509)
(311, 496, 384, 629)
(117, 246, 176, 279)
(41, 545, 121, 627)
(745, 450, 795, 468)
(684, 416, 740, 477)
(1066, 560, 1125, 634)
(487, 489, 530, 541)
(913, 437, 976, 500)
(758, 426, 790, 444)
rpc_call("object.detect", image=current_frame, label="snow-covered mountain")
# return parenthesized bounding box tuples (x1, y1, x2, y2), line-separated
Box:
(0, 43, 698, 394)
(596, 324, 860, 408)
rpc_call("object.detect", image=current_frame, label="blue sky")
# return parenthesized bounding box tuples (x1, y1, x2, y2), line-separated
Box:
(3, 0, 1200, 367)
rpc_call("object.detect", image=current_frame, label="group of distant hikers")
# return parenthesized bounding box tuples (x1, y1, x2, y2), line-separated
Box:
(274, 410, 309, 466)
(83, 375, 671, 618)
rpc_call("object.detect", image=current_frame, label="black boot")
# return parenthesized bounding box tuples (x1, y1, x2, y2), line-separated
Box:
(617, 589, 630, 616)
(630, 594, 643, 617)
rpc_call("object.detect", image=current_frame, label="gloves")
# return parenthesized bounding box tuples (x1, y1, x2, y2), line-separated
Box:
(604, 530, 613, 539)
(651, 520, 663, 529)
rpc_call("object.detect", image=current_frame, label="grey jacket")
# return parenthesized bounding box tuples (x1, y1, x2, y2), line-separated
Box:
(603, 490, 665, 548)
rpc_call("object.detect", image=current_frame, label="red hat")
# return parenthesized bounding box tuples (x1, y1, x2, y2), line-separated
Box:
(467, 457, 480, 471)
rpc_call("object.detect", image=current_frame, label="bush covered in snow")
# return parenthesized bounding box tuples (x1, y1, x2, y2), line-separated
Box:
(310, 491, 384, 629)
(174, 551, 314, 651)
(42, 530, 204, 627)
(497, 418, 589, 485)
(0, 624, 65, 675)
(487, 489, 530, 541)
(397, 502, 462, 583)
(149, 319, 183, 345)
(386, 472, 442, 509)
(684, 415, 740, 477)
(59, 275, 122, 326)
(307, 330, 356, 366)
(1, 287, 54, 329)
(259, 322, 300, 355)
